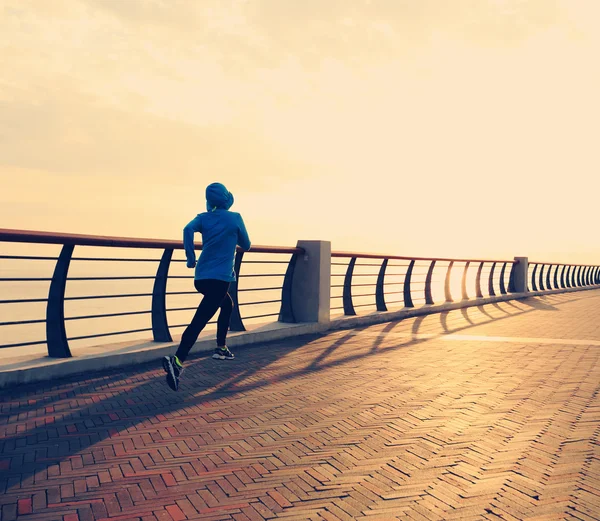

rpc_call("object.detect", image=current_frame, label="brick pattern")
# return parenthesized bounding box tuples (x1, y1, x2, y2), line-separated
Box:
(1, 291, 600, 520)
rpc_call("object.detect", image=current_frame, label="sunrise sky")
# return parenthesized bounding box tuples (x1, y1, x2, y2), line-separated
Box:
(1, 0, 599, 264)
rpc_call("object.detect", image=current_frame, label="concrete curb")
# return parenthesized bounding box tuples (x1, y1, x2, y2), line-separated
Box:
(1, 285, 597, 389)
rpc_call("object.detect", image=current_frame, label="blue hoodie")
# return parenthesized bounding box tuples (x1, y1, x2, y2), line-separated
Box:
(183, 183, 251, 282)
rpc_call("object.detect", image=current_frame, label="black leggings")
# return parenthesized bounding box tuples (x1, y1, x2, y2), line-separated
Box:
(175, 279, 232, 362)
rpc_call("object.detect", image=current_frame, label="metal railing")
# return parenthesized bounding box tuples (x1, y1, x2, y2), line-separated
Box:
(528, 262, 600, 292)
(331, 252, 519, 316)
(332, 251, 600, 316)
(4, 228, 600, 357)
(0, 229, 303, 357)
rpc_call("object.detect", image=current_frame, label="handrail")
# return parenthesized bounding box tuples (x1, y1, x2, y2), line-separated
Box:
(529, 261, 596, 267)
(332, 250, 518, 316)
(0, 228, 304, 255)
(0, 228, 301, 356)
(334, 252, 600, 317)
(331, 250, 517, 264)
(3, 228, 600, 355)
(528, 262, 600, 292)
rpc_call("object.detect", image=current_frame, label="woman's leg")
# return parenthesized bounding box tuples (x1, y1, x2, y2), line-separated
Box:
(175, 279, 229, 363)
(216, 292, 233, 347)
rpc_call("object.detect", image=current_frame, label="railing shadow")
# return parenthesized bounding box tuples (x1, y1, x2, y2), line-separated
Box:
(518, 298, 559, 311)
(362, 292, 590, 359)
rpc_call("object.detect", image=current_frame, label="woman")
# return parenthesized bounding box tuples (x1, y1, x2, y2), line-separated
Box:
(162, 182, 251, 391)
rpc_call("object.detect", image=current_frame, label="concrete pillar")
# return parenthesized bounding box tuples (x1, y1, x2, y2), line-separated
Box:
(291, 240, 331, 323)
(512, 256, 529, 293)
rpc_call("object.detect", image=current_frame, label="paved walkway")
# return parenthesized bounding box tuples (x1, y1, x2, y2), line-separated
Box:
(1, 290, 600, 521)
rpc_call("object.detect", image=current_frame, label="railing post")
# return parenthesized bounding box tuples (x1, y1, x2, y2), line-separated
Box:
(584, 266, 590, 286)
(568, 265, 574, 287)
(425, 260, 436, 304)
(229, 250, 246, 331)
(475, 261, 484, 297)
(152, 248, 173, 342)
(403, 260, 415, 308)
(47, 244, 74, 358)
(531, 264, 538, 291)
(538, 264, 545, 291)
(561, 265, 566, 288)
(375, 259, 388, 312)
(291, 240, 331, 323)
(279, 253, 298, 323)
(577, 266, 583, 287)
(461, 261, 470, 300)
(488, 262, 497, 297)
(444, 261, 454, 302)
(343, 257, 357, 316)
(508, 262, 516, 292)
(511, 257, 528, 293)
(546, 264, 553, 290)
(499, 262, 507, 295)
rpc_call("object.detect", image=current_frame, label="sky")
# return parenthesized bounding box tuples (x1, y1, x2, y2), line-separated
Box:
(1, 0, 599, 264)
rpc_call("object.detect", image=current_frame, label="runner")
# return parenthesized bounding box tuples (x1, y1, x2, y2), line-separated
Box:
(162, 182, 251, 391)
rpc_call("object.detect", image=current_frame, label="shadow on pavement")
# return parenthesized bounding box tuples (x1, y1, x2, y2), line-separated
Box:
(0, 291, 591, 495)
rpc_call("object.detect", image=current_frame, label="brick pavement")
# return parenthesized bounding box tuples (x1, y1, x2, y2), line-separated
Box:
(1, 290, 600, 521)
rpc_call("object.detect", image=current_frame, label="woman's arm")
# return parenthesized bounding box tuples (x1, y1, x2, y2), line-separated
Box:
(237, 214, 251, 251)
(183, 215, 202, 267)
